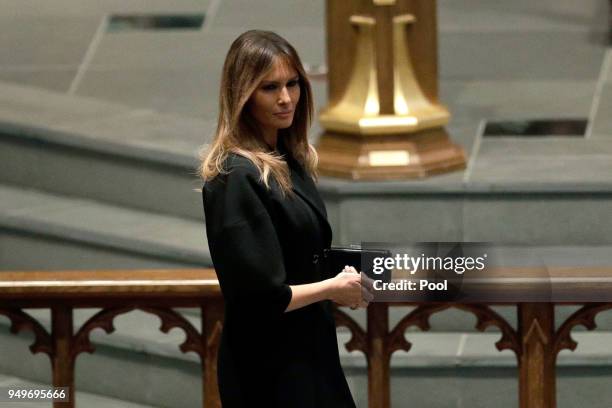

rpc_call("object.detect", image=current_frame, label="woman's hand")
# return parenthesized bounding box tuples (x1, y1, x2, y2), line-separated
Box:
(326, 265, 374, 309)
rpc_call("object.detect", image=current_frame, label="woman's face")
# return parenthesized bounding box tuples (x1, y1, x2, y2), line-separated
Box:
(249, 57, 301, 140)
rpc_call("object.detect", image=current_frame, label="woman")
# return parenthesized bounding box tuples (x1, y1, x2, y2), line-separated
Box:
(200, 30, 371, 407)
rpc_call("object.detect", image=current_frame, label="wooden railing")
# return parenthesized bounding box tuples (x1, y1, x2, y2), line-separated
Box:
(0, 269, 223, 408)
(1, 268, 612, 408)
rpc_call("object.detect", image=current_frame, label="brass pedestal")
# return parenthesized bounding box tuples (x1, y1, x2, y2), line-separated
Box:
(318, 0, 466, 180)
(317, 129, 465, 180)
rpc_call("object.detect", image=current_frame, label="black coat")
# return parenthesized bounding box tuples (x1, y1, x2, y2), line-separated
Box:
(202, 143, 356, 408)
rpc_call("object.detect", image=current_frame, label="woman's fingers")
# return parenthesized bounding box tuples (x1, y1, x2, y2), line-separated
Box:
(359, 272, 375, 301)
(342, 267, 376, 303)
(343, 265, 358, 274)
(360, 272, 374, 289)
(349, 299, 369, 310)
(335, 266, 375, 308)
(362, 286, 374, 302)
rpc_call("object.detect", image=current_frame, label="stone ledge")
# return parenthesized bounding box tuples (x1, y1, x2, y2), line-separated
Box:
(3, 80, 612, 195)
(0, 183, 210, 266)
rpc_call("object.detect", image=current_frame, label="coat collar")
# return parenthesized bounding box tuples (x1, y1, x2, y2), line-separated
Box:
(280, 142, 332, 246)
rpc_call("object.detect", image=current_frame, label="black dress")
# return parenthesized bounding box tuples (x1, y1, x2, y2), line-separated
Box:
(202, 142, 356, 407)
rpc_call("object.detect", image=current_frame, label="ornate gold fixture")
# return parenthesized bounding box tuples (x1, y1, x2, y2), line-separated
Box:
(317, 0, 466, 180)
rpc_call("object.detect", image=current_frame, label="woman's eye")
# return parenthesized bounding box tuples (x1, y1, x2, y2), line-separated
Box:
(261, 80, 298, 91)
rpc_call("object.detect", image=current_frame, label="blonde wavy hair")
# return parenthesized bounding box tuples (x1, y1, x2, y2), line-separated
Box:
(198, 30, 318, 196)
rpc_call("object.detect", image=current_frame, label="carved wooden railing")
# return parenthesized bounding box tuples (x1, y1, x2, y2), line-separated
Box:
(1, 268, 612, 408)
(0, 269, 223, 408)
(362, 302, 612, 408)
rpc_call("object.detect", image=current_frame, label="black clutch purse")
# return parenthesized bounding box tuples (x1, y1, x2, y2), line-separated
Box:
(323, 245, 393, 282)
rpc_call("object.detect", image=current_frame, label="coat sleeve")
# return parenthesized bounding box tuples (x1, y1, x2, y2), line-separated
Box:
(203, 159, 292, 317)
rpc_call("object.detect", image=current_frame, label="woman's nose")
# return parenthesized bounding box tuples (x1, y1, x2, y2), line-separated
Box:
(278, 87, 291, 104)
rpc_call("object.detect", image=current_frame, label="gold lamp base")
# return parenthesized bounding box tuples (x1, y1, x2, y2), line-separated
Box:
(318, 103, 450, 135)
(316, 128, 466, 180)
(318, 2, 466, 180)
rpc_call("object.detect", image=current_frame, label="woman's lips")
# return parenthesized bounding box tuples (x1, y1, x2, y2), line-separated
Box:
(274, 111, 293, 118)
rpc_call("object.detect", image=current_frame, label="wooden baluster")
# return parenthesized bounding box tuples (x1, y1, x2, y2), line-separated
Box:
(201, 300, 223, 408)
(367, 302, 390, 408)
(51, 305, 75, 408)
(518, 303, 556, 408)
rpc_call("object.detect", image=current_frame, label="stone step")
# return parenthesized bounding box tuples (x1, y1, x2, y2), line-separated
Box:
(4, 81, 612, 246)
(2, 309, 612, 407)
(0, 183, 209, 270)
(0, 80, 209, 220)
